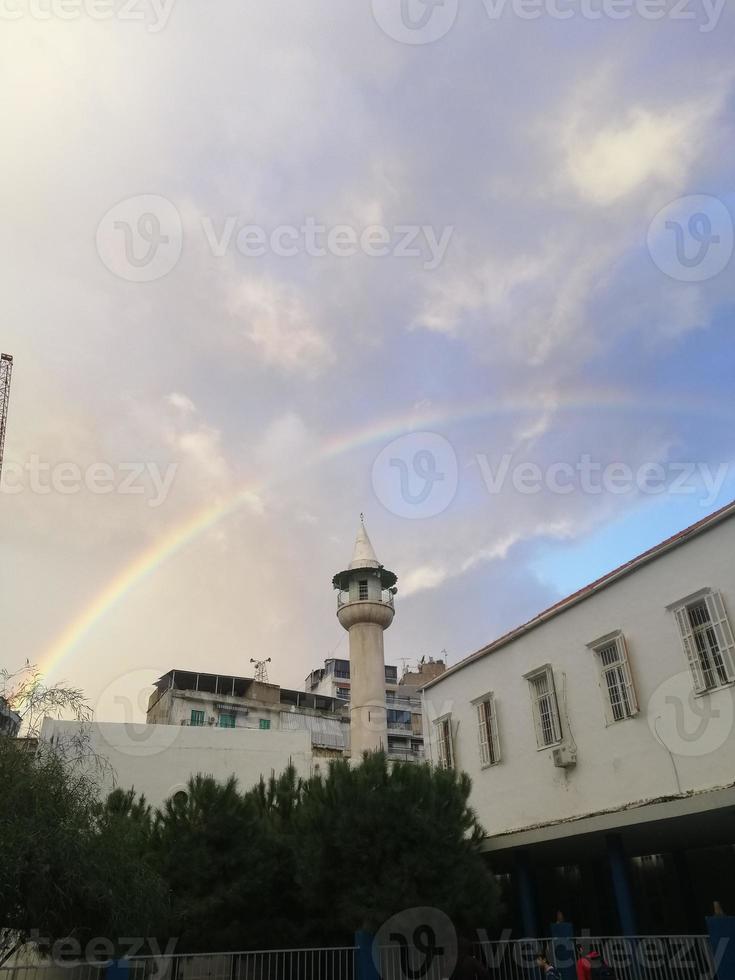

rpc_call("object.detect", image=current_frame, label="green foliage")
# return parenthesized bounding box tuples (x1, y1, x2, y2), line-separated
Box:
(150, 753, 499, 950)
(0, 738, 168, 953)
(291, 753, 497, 938)
(3, 743, 498, 954)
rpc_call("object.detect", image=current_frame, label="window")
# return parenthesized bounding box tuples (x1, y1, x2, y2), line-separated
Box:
(219, 712, 236, 728)
(358, 579, 369, 600)
(590, 633, 638, 723)
(474, 694, 501, 766)
(434, 716, 454, 769)
(190, 709, 205, 727)
(673, 591, 735, 692)
(336, 687, 350, 701)
(259, 718, 271, 730)
(526, 666, 562, 747)
(387, 709, 412, 730)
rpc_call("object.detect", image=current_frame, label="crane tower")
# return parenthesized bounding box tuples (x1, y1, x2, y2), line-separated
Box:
(0, 354, 12, 483)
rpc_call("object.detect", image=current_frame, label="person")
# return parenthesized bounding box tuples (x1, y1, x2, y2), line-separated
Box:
(536, 951, 563, 980)
(576, 946, 614, 980)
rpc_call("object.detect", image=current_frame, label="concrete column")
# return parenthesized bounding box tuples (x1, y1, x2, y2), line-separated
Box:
(355, 929, 379, 980)
(347, 621, 388, 757)
(550, 922, 576, 980)
(606, 834, 638, 937)
(706, 916, 735, 980)
(515, 850, 539, 937)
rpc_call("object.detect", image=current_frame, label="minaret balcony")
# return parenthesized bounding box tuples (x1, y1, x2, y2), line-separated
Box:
(337, 589, 395, 610)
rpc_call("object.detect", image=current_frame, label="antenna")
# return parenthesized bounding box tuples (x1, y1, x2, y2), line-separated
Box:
(250, 657, 272, 684)
(0, 354, 13, 485)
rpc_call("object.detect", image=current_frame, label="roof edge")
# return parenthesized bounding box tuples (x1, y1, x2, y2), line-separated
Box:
(423, 499, 735, 690)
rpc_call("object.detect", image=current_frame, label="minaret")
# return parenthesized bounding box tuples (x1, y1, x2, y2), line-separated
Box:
(332, 517, 398, 759)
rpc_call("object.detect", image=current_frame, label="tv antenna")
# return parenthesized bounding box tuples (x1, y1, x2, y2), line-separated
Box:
(250, 657, 272, 684)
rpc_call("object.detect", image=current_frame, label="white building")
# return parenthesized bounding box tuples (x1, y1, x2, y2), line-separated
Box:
(40, 719, 314, 808)
(423, 501, 735, 936)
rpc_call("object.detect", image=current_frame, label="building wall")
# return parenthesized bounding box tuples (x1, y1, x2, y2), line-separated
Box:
(423, 516, 735, 838)
(307, 658, 425, 758)
(147, 687, 282, 731)
(40, 719, 313, 808)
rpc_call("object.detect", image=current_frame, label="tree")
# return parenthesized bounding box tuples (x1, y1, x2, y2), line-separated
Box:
(151, 772, 301, 952)
(1, 663, 91, 738)
(149, 754, 499, 951)
(292, 753, 499, 941)
(0, 737, 168, 956)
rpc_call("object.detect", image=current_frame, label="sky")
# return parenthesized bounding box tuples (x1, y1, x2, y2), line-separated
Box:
(1, 0, 734, 723)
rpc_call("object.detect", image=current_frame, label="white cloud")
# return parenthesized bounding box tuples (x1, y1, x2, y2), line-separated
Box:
(166, 392, 196, 414)
(563, 102, 709, 206)
(227, 278, 334, 376)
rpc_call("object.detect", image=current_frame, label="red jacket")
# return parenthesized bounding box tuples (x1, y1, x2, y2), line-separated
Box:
(577, 952, 602, 980)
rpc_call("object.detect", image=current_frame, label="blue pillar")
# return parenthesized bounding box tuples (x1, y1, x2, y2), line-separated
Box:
(105, 963, 130, 980)
(606, 834, 637, 937)
(706, 916, 735, 980)
(515, 850, 539, 937)
(550, 922, 576, 980)
(355, 929, 379, 980)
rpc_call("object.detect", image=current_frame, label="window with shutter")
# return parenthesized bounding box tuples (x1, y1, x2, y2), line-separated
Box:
(475, 694, 501, 767)
(526, 666, 562, 747)
(433, 716, 454, 769)
(591, 633, 638, 724)
(673, 591, 735, 692)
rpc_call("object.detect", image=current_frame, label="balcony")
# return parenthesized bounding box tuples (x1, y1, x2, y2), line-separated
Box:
(336, 589, 394, 610)
(387, 720, 413, 732)
(387, 746, 425, 762)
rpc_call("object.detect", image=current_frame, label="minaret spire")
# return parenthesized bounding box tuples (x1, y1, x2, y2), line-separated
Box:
(349, 516, 380, 570)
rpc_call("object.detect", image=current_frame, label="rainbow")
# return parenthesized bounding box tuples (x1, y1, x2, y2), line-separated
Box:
(38, 387, 721, 680)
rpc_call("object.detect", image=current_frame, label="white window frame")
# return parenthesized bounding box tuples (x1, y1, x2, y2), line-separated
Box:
(670, 589, 735, 693)
(524, 665, 563, 749)
(587, 631, 638, 724)
(472, 692, 501, 767)
(358, 579, 369, 600)
(433, 714, 454, 769)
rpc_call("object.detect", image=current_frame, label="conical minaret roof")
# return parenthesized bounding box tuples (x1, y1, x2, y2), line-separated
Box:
(332, 516, 397, 591)
(348, 519, 380, 570)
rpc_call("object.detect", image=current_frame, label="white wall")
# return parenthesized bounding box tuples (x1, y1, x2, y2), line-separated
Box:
(40, 719, 313, 807)
(423, 516, 735, 838)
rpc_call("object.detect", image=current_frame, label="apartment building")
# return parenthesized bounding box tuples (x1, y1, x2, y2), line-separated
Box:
(305, 656, 445, 760)
(147, 668, 350, 757)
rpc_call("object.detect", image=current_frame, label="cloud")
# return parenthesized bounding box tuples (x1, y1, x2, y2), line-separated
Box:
(2, 2, 734, 710)
(226, 277, 334, 376)
(562, 100, 716, 206)
(166, 392, 196, 414)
